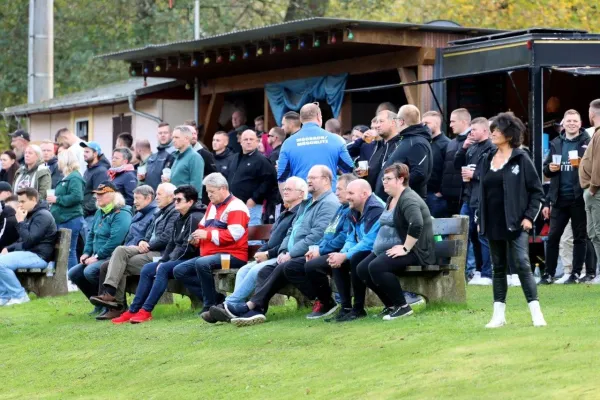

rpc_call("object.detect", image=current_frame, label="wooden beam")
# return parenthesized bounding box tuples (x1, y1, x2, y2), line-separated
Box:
(347, 28, 465, 49)
(202, 92, 224, 146)
(264, 90, 277, 131)
(398, 67, 419, 106)
(418, 65, 434, 112)
(339, 93, 352, 133)
(200, 49, 421, 96)
(418, 47, 437, 65)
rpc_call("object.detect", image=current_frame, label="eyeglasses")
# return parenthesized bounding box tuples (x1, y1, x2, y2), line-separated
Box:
(381, 177, 397, 183)
(282, 187, 303, 192)
(174, 197, 186, 203)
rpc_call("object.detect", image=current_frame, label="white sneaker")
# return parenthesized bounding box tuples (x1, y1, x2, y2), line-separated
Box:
(528, 300, 547, 327)
(591, 275, 600, 284)
(468, 271, 481, 284)
(485, 302, 506, 328)
(0, 298, 9, 306)
(477, 277, 493, 286)
(468, 275, 482, 285)
(506, 275, 513, 286)
(5, 295, 31, 306)
(555, 274, 571, 284)
(67, 281, 79, 292)
(511, 274, 521, 287)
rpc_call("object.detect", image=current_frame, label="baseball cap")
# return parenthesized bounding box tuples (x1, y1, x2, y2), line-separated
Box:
(92, 182, 118, 194)
(79, 141, 102, 154)
(0, 182, 12, 193)
(9, 129, 30, 141)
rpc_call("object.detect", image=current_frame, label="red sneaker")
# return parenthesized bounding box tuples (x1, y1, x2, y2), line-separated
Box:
(112, 310, 137, 324)
(130, 309, 152, 324)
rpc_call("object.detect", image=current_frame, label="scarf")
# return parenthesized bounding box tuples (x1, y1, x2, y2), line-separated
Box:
(107, 163, 135, 180)
(100, 203, 115, 214)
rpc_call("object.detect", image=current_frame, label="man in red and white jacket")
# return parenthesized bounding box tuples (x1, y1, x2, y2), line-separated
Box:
(173, 173, 250, 311)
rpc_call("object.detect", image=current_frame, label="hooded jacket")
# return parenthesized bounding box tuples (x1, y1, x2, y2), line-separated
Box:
(197, 146, 218, 205)
(214, 148, 236, 179)
(144, 142, 176, 190)
(46, 157, 64, 189)
(227, 150, 277, 204)
(161, 202, 206, 262)
(478, 148, 544, 236)
(279, 190, 340, 258)
(257, 203, 300, 259)
(454, 138, 496, 209)
(124, 201, 158, 246)
(83, 161, 109, 217)
(7, 202, 57, 262)
(428, 133, 451, 194)
(543, 130, 590, 206)
(379, 124, 433, 200)
(347, 139, 377, 165)
(143, 202, 178, 253)
(317, 203, 353, 255)
(341, 194, 385, 259)
(0, 204, 19, 251)
(367, 134, 402, 195)
(13, 161, 52, 200)
(84, 204, 133, 260)
(441, 133, 469, 202)
(50, 171, 85, 224)
(98, 155, 111, 170)
(108, 165, 137, 207)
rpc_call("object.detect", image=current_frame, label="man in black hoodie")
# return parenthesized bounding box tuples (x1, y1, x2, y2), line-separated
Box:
(540, 110, 595, 284)
(80, 141, 109, 225)
(0, 187, 57, 306)
(212, 131, 236, 179)
(380, 104, 432, 200)
(142, 122, 176, 190)
(423, 111, 451, 217)
(369, 110, 402, 198)
(441, 108, 472, 215)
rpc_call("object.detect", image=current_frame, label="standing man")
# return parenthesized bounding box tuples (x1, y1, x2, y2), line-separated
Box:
(143, 122, 176, 190)
(541, 110, 594, 284)
(455, 117, 495, 285)
(40, 140, 63, 189)
(441, 108, 472, 216)
(80, 142, 109, 226)
(366, 111, 401, 197)
(8, 129, 30, 165)
(382, 105, 432, 200)
(55, 128, 86, 173)
(227, 130, 277, 228)
(281, 111, 302, 137)
(108, 148, 137, 207)
(164, 125, 205, 195)
(586, 99, 600, 136)
(134, 140, 153, 185)
(267, 127, 286, 167)
(277, 103, 354, 189)
(422, 111, 450, 217)
(212, 131, 236, 179)
(227, 109, 249, 153)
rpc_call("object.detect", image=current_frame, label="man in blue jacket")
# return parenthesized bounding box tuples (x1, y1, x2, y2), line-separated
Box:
(142, 122, 175, 190)
(305, 179, 385, 322)
(277, 103, 354, 189)
(108, 147, 138, 207)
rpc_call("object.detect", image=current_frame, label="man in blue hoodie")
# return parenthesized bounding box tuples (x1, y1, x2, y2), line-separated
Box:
(305, 179, 385, 322)
(277, 103, 354, 189)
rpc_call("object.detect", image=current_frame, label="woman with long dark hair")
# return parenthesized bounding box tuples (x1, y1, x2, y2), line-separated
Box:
(478, 112, 546, 328)
(0, 151, 19, 185)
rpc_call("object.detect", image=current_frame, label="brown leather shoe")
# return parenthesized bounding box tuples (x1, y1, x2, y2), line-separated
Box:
(89, 292, 118, 309)
(96, 307, 124, 321)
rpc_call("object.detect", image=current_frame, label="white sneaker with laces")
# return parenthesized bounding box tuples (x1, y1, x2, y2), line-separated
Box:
(528, 300, 547, 327)
(591, 275, 600, 284)
(555, 274, 571, 284)
(477, 277, 493, 286)
(5, 295, 30, 306)
(511, 274, 521, 287)
(468, 271, 483, 285)
(506, 275, 513, 287)
(67, 281, 79, 292)
(485, 302, 506, 328)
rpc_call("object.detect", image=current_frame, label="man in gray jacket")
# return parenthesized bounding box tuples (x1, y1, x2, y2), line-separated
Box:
(222, 165, 340, 326)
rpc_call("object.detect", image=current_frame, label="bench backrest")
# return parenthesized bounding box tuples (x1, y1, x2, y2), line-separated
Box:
(432, 216, 468, 267)
(247, 224, 273, 259)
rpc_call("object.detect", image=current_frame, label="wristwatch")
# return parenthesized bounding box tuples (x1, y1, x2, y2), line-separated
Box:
(403, 246, 409, 253)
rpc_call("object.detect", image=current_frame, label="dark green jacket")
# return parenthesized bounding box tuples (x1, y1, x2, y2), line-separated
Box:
(50, 171, 85, 224)
(84, 205, 133, 260)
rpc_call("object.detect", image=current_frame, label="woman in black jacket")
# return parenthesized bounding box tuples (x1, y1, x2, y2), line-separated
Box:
(0, 151, 19, 185)
(478, 113, 546, 328)
(356, 163, 435, 321)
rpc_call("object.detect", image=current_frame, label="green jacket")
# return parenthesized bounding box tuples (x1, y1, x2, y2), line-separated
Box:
(170, 146, 205, 194)
(13, 161, 52, 200)
(84, 205, 133, 260)
(51, 171, 85, 224)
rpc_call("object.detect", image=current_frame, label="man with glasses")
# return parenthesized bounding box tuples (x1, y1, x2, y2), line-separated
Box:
(215, 165, 340, 326)
(163, 125, 205, 195)
(277, 103, 354, 190)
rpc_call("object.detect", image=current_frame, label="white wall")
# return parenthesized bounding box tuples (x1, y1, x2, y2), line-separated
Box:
(160, 100, 194, 128)
(91, 105, 114, 156)
(29, 112, 70, 142)
(134, 99, 159, 150)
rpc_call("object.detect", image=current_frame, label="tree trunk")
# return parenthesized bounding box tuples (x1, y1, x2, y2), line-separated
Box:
(284, 0, 330, 22)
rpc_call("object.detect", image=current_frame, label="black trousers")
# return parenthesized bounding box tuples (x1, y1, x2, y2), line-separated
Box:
(545, 197, 593, 276)
(489, 231, 538, 303)
(330, 251, 372, 310)
(356, 251, 420, 308)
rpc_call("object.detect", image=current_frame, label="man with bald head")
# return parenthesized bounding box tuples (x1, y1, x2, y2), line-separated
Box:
(227, 129, 277, 227)
(277, 103, 354, 189)
(305, 178, 385, 322)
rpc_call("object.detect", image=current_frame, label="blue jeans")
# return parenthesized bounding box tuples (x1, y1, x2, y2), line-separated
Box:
(130, 259, 186, 313)
(461, 202, 492, 278)
(174, 254, 245, 309)
(249, 204, 264, 246)
(0, 251, 48, 299)
(68, 259, 106, 300)
(426, 192, 448, 218)
(460, 202, 476, 276)
(58, 217, 84, 271)
(225, 258, 277, 305)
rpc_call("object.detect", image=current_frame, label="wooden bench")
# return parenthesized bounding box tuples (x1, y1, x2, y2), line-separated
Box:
(15, 228, 71, 298)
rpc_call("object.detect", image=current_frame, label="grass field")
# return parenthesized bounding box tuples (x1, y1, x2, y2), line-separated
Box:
(1, 285, 600, 400)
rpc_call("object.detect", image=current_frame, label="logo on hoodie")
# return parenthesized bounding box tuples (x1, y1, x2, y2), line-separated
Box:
(511, 165, 520, 175)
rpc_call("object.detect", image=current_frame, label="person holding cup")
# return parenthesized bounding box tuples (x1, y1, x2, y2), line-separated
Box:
(162, 125, 205, 195)
(134, 139, 153, 186)
(540, 109, 595, 285)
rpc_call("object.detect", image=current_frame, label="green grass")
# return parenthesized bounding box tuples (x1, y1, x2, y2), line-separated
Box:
(1, 285, 600, 399)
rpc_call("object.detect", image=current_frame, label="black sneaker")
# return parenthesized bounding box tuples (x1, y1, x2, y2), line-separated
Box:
(306, 300, 339, 320)
(200, 310, 217, 324)
(88, 305, 104, 316)
(337, 309, 367, 323)
(324, 307, 351, 323)
(383, 305, 414, 320)
(404, 291, 426, 306)
(579, 275, 595, 284)
(374, 307, 393, 318)
(209, 304, 235, 323)
(538, 274, 554, 285)
(565, 274, 580, 284)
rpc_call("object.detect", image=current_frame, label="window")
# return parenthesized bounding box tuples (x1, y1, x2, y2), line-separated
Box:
(75, 119, 89, 141)
(112, 114, 132, 146)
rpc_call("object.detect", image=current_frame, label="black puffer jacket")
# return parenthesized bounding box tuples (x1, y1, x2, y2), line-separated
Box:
(378, 124, 433, 200)
(7, 202, 57, 261)
(428, 133, 451, 194)
(160, 202, 206, 262)
(227, 150, 277, 204)
(454, 138, 495, 209)
(441, 134, 468, 202)
(214, 148, 236, 179)
(0, 204, 19, 250)
(144, 202, 179, 253)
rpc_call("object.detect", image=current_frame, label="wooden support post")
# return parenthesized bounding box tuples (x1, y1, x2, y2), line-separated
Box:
(339, 93, 352, 133)
(418, 65, 434, 112)
(203, 92, 224, 146)
(398, 67, 419, 106)
(264, 90, 277, 131)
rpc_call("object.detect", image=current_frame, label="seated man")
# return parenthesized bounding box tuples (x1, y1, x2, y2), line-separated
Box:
(91, 184, 178, 320)
(202, 176, 307, 323)
(68, 183, 133, 314)
(217, 165, 340, 326)
(0, 188, 57, 306)
(173, 173, 250, 313)
(112, 185, 205, 324)
(306, 179, 384, 322)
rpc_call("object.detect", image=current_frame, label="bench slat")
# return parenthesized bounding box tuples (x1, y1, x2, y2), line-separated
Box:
(433, 217, 468, 236)
(435, 240, 462, 258)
